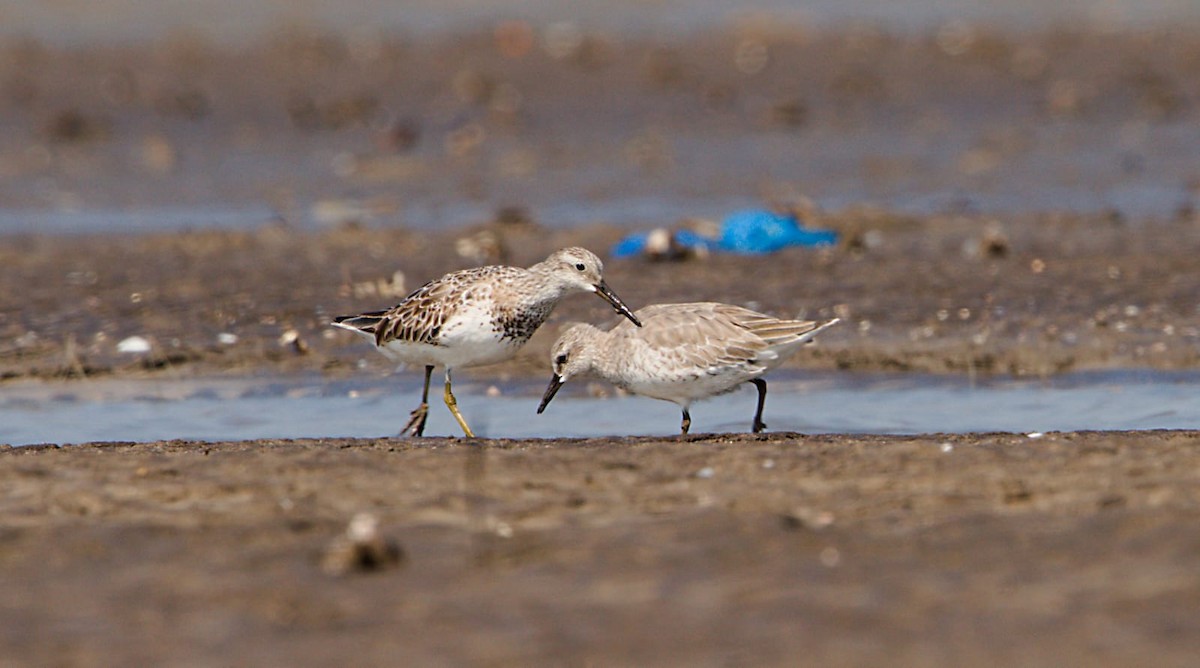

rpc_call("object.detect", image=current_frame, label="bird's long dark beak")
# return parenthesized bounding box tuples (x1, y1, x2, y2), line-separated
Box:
(594, 280, 642, 327)
(537, 374, 565, 414)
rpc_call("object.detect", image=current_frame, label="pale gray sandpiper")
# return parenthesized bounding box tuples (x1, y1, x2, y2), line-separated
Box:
(333, 247, 641, 438)
(537, 302, 839, 435)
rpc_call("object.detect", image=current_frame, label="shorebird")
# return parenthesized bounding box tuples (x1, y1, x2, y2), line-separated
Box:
(333, 247, 641, 438)
(537, 303, 838, 435)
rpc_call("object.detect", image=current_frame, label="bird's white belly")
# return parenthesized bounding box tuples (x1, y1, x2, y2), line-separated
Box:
(378, 312, 521, 369)
(619, 365, 753, 406)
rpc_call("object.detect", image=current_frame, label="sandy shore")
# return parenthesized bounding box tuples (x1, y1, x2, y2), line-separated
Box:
(3, 23, 1200, 666)
(4, 430, 1200, 665)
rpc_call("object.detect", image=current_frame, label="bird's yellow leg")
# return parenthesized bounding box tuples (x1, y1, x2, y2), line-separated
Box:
(443, 370, 476, 438)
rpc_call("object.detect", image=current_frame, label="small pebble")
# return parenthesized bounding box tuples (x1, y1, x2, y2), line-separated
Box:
(695, 467, 715, 479)
(321, 513, 405, 576)
(782, 508, 835, 531)
(116, 336, 151, 354)
(278, 329, 309, 354)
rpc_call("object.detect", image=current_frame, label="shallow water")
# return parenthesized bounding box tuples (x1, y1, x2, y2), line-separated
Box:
(2, 370, 1195, 446)
(2, 118, 1195, 236)
(6, 0, 1200, 47)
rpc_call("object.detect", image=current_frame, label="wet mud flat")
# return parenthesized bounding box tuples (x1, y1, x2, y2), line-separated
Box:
(1, 23, 1199, 666)
(2, 24, 1200, 383)
(2, 430, 1199, 665)
(1, 24, 1198, 216)
(1, 208, 1199, 384)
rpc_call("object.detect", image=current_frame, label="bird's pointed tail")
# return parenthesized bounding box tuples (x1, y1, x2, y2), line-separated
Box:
(331, 310, 390, 344)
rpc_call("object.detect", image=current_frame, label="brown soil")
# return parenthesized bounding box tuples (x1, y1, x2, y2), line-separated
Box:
(3, 430, 1200, 666)
(3, 23, 1200, 667)
(1, 208, 1198, 383)
(1, 24, 1198, 382)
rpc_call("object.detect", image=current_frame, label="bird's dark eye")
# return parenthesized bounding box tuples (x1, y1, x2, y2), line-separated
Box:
(574, 263, 585, 271)
(555, 353, 568, 365)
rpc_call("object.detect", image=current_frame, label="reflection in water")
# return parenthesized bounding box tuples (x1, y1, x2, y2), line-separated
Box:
(1, 371, 1196, 446)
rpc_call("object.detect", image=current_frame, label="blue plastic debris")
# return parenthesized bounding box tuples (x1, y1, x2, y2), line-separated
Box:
(718, 209, 838, 255)
(611, 232, 652, 258)
(611, 209, 837, 258)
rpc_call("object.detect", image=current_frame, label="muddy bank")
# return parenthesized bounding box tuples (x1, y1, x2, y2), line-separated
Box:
(3, 22, 1199, 668)
(2, 430, 1199, 665)
(1, 209, 1198, 383)
(1, 24, 1198, 383)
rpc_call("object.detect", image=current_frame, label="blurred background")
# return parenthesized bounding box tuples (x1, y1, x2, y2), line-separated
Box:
(0, 0, 1197, 233)
(7, 0, 1200, 45)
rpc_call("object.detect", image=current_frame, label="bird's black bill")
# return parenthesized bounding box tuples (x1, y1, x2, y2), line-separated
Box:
(594, 280, 643, 327)
(537, 375, 565, 414)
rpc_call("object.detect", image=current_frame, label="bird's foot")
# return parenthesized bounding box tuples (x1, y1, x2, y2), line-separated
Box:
(400, 403, 430, 437)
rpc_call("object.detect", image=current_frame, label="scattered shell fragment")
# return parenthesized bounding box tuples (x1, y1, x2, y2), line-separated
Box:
(645, 228, 701, 261)
(456, 229, 505, 265)
(278, 329, 310, 354)
(387, 270, 407, 296)
(321, 513, 405, 576)
(963, 223, 1009, 258)
(311, 198, 398, 227)
(781, 508, 835, 531)
(116, 336, 151, 354)
(979, 226, 1009, 257)
(843, 227, 884, 253)
(351, 271, 407, 300)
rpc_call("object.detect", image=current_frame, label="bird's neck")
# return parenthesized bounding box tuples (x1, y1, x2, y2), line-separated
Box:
(577, 328, 618, 381)
(523, 264, 572, 301)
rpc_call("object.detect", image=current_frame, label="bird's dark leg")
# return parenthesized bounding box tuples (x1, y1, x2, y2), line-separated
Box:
(750, 378, 768, 433)
(680, 408, 691, 435)
(400, 365, 434, 437)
